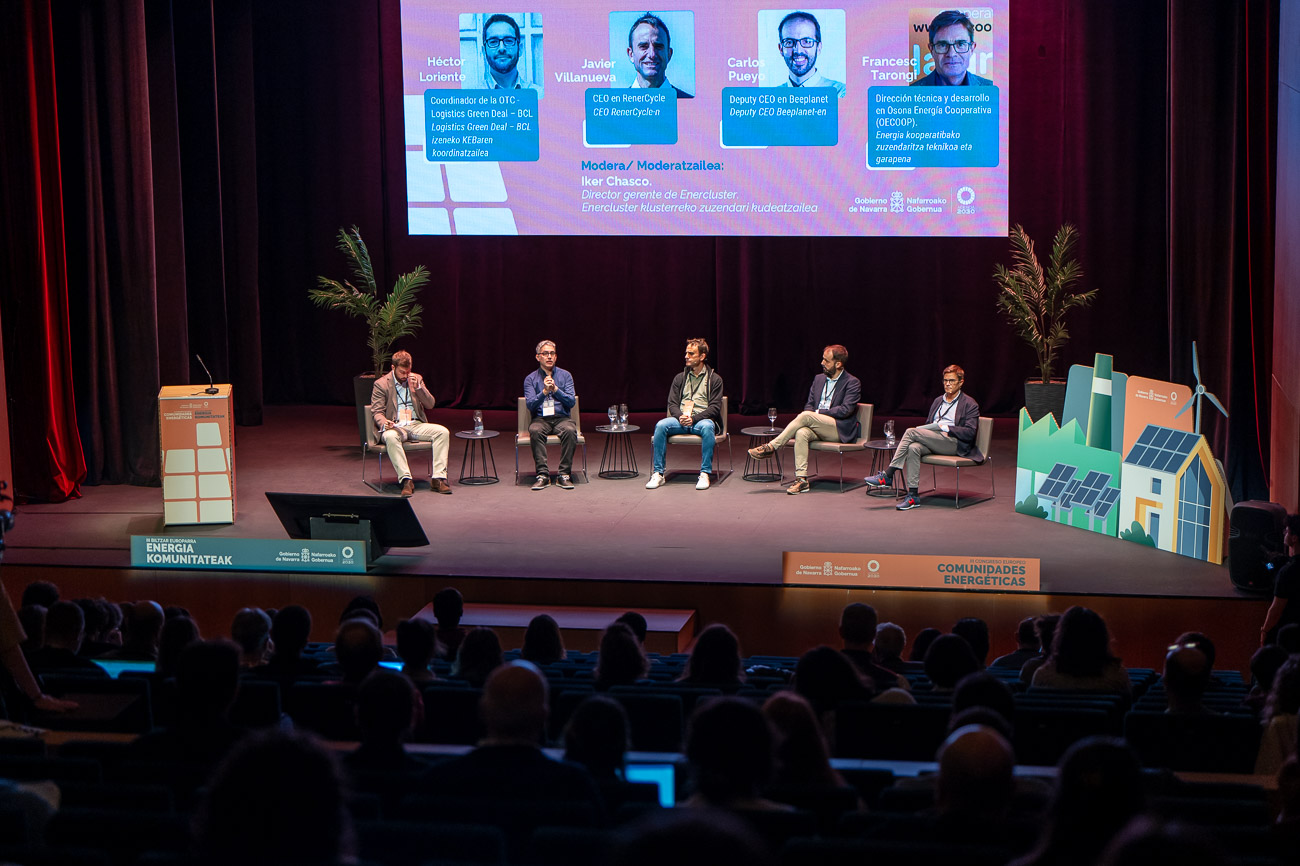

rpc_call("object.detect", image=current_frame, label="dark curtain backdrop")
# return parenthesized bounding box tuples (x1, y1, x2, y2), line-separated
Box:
(0, 0, 1277, 503)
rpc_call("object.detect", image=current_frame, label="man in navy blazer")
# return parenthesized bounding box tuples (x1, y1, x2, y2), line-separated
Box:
(867, 364, 981, 509)
(748, 345, 861, 495)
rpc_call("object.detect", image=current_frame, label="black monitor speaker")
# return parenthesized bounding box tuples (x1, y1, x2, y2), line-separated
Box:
(265, 492, 429, 563)
(1228, 500, 1286, 594)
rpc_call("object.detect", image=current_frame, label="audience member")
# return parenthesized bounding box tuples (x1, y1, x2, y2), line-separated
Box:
(230, 607, 273, 669)
(452, 626, 503, 687)
(1278, 622, 1300, 655)
(21, 580, 59, 609)
(935, 724, 1016, 825)
(594, 622, 648, 690)
(1162, 643, 1212, 714)
(520, 613, 566, 665)
(16, 604, 44, 652)
(74, 597, 116, 657)
(1244, 644, 1288, 715)
(910, 627, 942, 662)
(254, 604, 318, 681)
(164, 605, 193, 620)
(1030, 606, 1130, 696)
(340, 595, 384, 629)
(104, 600, 165, 661)
(951, 617, 990, 667)
(130, 639, 246, 770)
(1256, 656, 1300, 775)
(952, 671, 1015, 729)
(839, 603, 908, 691)
(0, 578, 77, 714)
(157, 615, 201, 678)
(1098, 815, 1226, 866)
(991, 616, 1040, 670)
(563, 695, 629, 782)
(761, 691, 849, 792)
(924, 633, 981, 692)
(1261, 512, 1300, 646)
(196, 729, 355, 866)
(792, 646, 872, 737)
(1010, 736, 1146, 866)
(614, 611, 648, 644)
(333, 618, 384, 686)
(873, 622, 909, 674)
(684, 697, 789, 811)
(679, 624, 744, 691)
(395, 617, 439, 683)
(343, 669, 428, 777)
(418, 661, 604, 812)
(24, 601, 105, 677)
(1021, 614, 1060, 684)
(432, 586, 468, 660)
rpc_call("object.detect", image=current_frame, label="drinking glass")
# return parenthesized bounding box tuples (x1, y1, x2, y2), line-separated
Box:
(767, 407, 777, 431)
(618, 404, 628, 428)
(884, 420, 895, 445)
(473, 410, 483, 433)
(607, 405, 617, 428)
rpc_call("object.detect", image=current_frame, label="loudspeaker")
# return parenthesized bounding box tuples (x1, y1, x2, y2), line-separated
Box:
(1228, 500, 1286, 593)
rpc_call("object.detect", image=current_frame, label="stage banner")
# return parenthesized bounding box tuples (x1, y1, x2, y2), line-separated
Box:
(130, 536, 367, 573)
(782, 551, 1039, 591)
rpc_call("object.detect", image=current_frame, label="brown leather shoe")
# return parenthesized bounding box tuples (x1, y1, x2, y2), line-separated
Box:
(399, 478, 415, 498)
(748, 443, 776, 459)
(431, 478, 452, 495)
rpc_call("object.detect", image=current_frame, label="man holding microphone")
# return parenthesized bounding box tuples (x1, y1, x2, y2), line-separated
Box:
(525, 340, 578, 490)
(370, 350, 451, 496)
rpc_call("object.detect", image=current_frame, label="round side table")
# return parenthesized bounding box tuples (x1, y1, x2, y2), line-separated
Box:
(455, 429, 500, 485)
(864, 438, 904, 498)
(741, 425, 784, 482)
(595, 424, 640, 479)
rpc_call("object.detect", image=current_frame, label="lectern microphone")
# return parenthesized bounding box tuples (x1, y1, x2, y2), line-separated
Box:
(195, 354, 220, 395)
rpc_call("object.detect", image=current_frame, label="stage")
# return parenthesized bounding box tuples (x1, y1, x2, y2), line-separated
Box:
(2, 405, 1269, 673)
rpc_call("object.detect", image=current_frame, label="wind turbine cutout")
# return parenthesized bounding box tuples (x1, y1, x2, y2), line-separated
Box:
(1173, 341, 1228, 434)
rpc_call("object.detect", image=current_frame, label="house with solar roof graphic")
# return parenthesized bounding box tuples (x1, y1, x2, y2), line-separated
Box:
(1015, 351, 1228, 565)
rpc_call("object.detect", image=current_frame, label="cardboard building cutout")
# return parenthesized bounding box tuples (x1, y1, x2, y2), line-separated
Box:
(1015, 349, 1228, 564)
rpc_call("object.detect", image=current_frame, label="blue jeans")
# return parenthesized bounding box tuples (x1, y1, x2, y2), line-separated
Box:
(652, 417, 716, 474)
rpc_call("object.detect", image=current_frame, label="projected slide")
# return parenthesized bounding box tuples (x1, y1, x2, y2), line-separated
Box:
(399, 3, 1008, 236)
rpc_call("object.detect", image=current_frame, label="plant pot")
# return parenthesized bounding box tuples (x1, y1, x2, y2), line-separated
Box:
(1024, 380, 1067, 425)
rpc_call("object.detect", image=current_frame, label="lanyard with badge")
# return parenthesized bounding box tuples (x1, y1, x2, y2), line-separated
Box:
(541, 368, 557, 416)
(818, 377, 838, 412)
(395, 379, 414, 426)
(681, 370, 705, 415)
(934, 398, 957, 425)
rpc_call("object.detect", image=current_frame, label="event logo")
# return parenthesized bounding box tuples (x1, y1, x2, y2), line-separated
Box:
(867, 559, 881, 576)
(956, 185, 976, 214)
(823, 561, 833, 576)
(890, 191, 904, 213)
(342, 546, 355, 559)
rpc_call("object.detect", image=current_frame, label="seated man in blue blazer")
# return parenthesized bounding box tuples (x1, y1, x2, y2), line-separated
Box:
(866, 364, 981, 510)
(748, 344, 861, 495)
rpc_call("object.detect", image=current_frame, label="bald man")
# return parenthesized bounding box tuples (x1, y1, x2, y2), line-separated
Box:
(418, 661, 604, 814)
(936, 724, 1015, 821)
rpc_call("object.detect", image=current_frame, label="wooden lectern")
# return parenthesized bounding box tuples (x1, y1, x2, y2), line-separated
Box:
(158, 385, 234, 524)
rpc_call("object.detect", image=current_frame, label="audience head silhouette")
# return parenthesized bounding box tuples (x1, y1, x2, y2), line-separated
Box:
(481, 659, 549, 743)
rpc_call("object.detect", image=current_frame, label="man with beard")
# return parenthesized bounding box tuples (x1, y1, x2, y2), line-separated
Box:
(775, 11, 845, 98)
(477, 14, 541, 93)
(625, 13, 693, 98)
(911, 10, 993, 87)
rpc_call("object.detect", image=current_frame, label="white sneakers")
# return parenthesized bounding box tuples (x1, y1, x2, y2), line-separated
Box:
(645, 471, 712, 490)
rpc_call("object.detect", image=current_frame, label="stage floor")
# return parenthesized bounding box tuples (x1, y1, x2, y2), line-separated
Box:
(5, 406, 1243, 599)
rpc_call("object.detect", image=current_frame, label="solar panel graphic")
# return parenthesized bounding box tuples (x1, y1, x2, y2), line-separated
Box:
(1124, 426, 1199, 473)
(1037, 463, 1077, 501)
(1092, 487, 1121, 520)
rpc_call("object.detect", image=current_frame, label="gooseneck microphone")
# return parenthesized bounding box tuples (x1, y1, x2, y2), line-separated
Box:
(195, 354, 220, 395)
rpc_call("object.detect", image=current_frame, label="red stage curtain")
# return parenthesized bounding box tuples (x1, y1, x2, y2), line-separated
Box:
(0, 0, 87, 502)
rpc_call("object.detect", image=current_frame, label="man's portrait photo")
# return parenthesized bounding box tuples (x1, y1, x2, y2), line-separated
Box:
(910, 9, 993, 87)
(608, 10, 696, 98)
(460, 12, 544, 97)
(759, 8, 847, 98)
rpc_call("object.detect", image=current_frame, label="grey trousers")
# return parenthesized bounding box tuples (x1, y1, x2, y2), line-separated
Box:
(889, 426, 959, 490)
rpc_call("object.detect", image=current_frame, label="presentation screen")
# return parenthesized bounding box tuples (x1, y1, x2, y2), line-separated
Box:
(399, 3, 1008, 237)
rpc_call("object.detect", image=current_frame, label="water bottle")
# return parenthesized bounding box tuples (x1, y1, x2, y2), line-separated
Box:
(473, 410, 483, 433)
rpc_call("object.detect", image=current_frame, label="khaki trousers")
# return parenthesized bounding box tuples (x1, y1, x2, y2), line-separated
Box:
(769, 411, 839, 477)
(382, 422, 450, 480)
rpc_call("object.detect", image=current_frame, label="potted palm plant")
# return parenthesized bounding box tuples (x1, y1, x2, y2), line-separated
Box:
(310, 225, 430, 425)
(993, 223, 1097, 423)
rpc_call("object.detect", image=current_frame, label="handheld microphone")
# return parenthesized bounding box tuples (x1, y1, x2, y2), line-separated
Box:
(195, 354, 220, 395)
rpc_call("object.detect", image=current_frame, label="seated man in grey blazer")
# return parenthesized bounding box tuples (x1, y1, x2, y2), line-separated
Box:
(748, 344, 861, 495)
(370, 350, 451, 496)
(866, 364, 981, 510)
